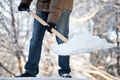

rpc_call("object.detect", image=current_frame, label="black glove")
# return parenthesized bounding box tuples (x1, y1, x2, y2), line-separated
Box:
(46, 23, 56, 33)
(18, 3, 29, 11)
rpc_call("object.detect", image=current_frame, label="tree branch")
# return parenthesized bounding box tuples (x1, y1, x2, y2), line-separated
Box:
(0, 62, 15, 76)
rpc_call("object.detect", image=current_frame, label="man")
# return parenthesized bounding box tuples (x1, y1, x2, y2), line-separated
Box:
(17, 0, 73, 78)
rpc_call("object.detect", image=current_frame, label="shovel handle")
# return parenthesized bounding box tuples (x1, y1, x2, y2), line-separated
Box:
(27, 10, 68, 43)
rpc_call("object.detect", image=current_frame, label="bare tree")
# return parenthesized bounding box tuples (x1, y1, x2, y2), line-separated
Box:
(0, 0, 32, 76)
(90, 0, 120, 77)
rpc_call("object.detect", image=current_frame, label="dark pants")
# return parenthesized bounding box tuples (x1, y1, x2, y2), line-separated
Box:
(25, 10, 71, 76)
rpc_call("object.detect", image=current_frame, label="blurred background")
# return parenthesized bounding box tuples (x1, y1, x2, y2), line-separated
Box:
(0, 0, 120, 80)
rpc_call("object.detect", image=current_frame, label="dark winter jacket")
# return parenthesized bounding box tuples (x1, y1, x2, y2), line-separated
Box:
(20, 0, 73, 24)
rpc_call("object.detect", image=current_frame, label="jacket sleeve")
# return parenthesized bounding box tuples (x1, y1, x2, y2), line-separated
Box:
(21, 0, 33, 6)
(47, 0, 64, 24)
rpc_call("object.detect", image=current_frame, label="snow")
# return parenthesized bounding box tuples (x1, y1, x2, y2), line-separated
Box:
(52, 32, 115, 56)
(0, 77, 89, 80)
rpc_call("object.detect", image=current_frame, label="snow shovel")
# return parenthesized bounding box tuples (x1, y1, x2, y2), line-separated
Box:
(27, 9, 68, 43)
(26, 10, 114, 56)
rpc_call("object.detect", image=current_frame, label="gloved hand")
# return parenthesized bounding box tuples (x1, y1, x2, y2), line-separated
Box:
(46, 23, 56, 33)
(18, 3, 29, 11)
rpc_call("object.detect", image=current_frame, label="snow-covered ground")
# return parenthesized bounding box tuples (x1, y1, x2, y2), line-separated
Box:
(0, 77, 89, 80)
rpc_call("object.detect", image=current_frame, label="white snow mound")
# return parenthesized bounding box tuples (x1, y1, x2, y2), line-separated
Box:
(52, 33, 115, 55)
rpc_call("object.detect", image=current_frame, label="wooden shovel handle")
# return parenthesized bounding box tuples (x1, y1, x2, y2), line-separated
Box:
(28, 10, 68, 43)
